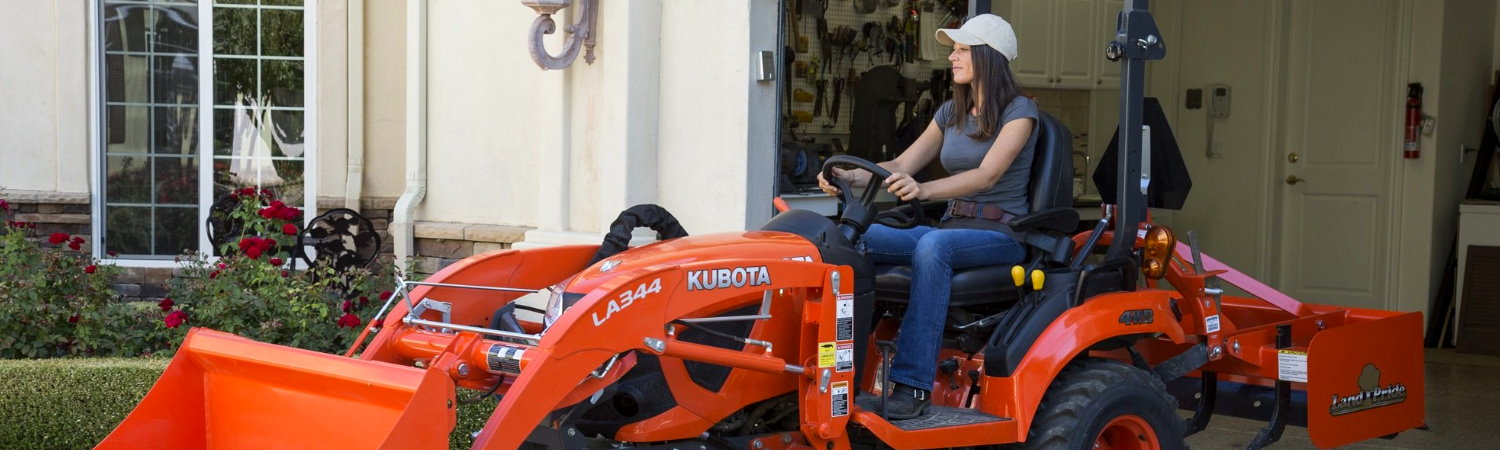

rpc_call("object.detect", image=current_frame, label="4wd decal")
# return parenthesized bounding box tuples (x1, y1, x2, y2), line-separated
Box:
(686, 266, 772, 291)
(1329, 364, 1408, 416)
(1118, 309, 1155, 326)
(592, 278, 662, 326)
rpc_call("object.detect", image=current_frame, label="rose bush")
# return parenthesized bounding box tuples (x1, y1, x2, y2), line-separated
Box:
(0, 198, 176, 358)
(166, 188, 393, 354)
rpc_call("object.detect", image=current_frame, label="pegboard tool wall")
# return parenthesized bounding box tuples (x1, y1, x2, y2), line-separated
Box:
(785, 0, 966, 137)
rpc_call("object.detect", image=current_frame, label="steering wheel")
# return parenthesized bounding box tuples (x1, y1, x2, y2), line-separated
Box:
(821, 155, 925, 239)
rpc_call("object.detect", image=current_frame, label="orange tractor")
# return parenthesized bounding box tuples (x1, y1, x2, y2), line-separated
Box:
(100, 2, 1424, 449)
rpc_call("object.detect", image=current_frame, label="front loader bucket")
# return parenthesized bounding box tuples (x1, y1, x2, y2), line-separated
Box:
(99, 328, 457, 449)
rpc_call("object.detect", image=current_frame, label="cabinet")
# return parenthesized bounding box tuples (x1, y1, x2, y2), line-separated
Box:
(1000, 0, 1121, 89)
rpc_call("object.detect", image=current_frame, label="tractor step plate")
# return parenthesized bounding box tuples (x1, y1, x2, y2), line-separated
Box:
(855, 395, 1009, 431)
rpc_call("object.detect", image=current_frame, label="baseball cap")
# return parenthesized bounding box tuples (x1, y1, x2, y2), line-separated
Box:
(935, 14, 1019, 62)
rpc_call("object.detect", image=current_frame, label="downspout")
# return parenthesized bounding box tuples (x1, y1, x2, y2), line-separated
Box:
(344, 0, 365, 211)
(393, 0, 427, 268)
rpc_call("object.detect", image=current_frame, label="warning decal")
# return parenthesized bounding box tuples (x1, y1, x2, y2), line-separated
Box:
(1205, 314, 1221, 333)
(835, 295, 854, 341)
(818, 342, 836, 368)
(835, 342, 854, 372)
(1277, 349, 1308, 383)
(831, 381, 849, 417)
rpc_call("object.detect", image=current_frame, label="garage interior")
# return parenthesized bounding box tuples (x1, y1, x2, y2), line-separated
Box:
(775, 0, 1500, 447)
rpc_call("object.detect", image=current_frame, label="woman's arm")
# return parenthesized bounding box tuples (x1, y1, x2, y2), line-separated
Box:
(885, 117, 1035, 202)
(819, 119, 944, 195)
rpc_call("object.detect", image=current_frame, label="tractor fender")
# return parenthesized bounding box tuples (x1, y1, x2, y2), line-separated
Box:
(978, 289, 1187, 441)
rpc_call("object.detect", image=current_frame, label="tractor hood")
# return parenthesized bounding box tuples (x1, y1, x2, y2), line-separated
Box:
(562, 230, 823, 295)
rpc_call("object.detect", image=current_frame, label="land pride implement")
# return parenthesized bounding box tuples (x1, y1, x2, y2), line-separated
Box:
(99, 2, 1423, 449)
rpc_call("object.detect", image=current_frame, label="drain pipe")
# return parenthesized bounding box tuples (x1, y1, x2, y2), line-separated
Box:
(343, 0, 365, 211)
(393, 0, 427, 268)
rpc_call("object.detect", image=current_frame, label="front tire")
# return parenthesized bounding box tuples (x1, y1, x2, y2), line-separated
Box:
(1024, 358, 1185, 450)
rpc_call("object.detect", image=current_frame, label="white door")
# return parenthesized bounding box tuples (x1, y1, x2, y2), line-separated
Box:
(1053, 0, 1098, 88)
(1006, 0, 1055, 88)
(1277, 0, 1404, 310)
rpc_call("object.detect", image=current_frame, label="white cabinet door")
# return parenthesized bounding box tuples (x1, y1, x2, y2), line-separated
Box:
(1094, 0, 1124, 88)
(1008, 0, 1055, 87)
(1054, 0, 1100, 88)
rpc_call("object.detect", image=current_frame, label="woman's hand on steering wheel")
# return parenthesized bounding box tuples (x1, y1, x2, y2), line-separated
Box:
(820, 155, 925, 236)
(883, 172, 924, 202)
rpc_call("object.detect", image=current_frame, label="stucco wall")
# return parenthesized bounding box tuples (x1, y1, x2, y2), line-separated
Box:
(418, 0, 777, 234)
(0, 0, 89, 195)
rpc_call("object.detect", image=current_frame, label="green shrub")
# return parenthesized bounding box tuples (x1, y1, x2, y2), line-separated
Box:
(0, 358, 168, 450)
(0, 358, 496, 449)
(0, 212, 177, 358)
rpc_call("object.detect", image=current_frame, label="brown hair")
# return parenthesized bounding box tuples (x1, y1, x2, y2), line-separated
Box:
(940, 44, 1024, 141)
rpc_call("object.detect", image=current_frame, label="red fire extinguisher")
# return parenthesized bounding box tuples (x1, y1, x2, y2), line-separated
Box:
(1404, 83, 1423, 159)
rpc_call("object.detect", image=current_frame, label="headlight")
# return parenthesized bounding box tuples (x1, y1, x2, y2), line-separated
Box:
(543, 284, 566, 330)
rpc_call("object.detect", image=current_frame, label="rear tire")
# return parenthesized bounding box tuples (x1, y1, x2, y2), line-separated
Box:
(1023, 358, 1185, 450)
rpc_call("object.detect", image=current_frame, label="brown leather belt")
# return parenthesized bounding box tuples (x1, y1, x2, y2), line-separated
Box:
(946, 200, 1016, 223)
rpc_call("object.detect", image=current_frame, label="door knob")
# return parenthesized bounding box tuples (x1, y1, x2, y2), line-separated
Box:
(1286, 175, 1305, 185)
(1287, 152, 1300, 163)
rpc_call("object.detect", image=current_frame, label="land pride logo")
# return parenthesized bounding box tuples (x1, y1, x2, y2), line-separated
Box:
(686, 266, 772, 291)
(1329, 363, 1408, 416)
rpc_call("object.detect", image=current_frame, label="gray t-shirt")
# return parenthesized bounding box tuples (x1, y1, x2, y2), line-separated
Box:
(934, 96, 1039, 214)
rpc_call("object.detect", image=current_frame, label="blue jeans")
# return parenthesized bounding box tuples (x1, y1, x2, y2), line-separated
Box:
(861, 223, 1025, 390)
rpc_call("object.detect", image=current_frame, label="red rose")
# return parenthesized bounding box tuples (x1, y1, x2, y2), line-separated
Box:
(260, 188, 274, 198)
(245, 247, 262, 259)
(68, 241, 82, 251)
(282, 223, 298, 235)
(158, 298, 174, 311)
(107, 250, 119, 257)
(84, 265, 96, 274)
(0, 199, 8, 211)
(341, 300, 353, 312)
(280, 208, 301, 221)
(209, 270, 220, 279)
(270, 200, 285, 209)
(255, 237, 274, 251)
(280, 270, 290, 278)
(68, 315, 80, 324)
(259, 207, 275, 219)
(49, 233, 69, 244)
(217, 262, 227, 269)
(269, 257, 283, 266)
(164, 310, 188, 328)
(239, 187, 256, 196)
(71, 236, 84, 244)
(359, 296, 370, 306)
(381, 291, 393, 300)
(337, 313, 362, 328)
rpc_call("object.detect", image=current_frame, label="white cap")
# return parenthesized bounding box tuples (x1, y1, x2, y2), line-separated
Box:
(935, 14, 1019, 62)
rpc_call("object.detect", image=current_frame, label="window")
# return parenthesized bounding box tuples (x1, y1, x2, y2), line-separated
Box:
(97, 0, 312, 260)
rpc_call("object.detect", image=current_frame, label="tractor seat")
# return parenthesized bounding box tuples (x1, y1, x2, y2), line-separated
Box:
(872, 111, 1075, 308)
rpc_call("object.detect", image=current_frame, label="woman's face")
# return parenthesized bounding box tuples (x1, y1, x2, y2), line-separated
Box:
(949, 43, 974, 84)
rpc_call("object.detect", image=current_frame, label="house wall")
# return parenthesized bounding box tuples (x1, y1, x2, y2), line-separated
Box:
(0, 0, 89, 196)
(417, 0, 777, 240)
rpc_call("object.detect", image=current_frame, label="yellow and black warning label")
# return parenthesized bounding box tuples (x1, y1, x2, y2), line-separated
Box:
(818, 342, 836, 368)
(831, 381, 850, 417)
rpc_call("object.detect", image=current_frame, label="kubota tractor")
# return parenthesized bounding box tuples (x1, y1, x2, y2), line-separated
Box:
(99, 2, 1425, 449)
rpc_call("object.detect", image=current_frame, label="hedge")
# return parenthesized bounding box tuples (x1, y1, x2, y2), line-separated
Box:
(0, 358, 497, 449)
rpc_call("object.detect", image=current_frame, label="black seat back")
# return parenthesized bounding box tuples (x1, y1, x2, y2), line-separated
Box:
(1028, 111, 1074, 212)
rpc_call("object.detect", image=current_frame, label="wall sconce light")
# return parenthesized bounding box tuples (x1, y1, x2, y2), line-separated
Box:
(521, 0, 598, 70)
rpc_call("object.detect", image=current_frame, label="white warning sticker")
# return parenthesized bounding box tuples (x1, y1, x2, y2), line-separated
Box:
(830, 381, 850, 417)
(835, 296, 854, 341)
(1277, 350, 1308, 383)
(835, 342, 854, 372)
(1204, 314, 1221, 333)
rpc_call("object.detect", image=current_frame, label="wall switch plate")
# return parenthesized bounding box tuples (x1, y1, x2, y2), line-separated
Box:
(756, 50, 775, 81)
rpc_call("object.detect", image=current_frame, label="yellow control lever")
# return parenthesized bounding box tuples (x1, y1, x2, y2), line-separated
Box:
(1011, 265, 1025, 287)
(1031, 270, 1045, 290)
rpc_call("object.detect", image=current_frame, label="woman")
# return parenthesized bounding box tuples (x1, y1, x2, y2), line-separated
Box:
(817, 13, 1037, 419)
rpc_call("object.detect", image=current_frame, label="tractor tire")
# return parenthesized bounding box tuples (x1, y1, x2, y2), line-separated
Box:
(1023, 358, 1185, 450)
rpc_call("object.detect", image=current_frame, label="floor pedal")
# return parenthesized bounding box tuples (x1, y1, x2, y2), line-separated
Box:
(854, 395, 1008, 431)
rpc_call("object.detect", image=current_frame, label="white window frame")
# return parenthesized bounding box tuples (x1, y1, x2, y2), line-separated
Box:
(90, 0, 317, 268)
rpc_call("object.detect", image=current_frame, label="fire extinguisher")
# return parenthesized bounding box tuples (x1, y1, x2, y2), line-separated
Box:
(1404, 83, 1423, 159)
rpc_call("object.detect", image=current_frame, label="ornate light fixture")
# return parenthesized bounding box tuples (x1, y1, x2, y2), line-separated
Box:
(521, 0, 598, 70)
